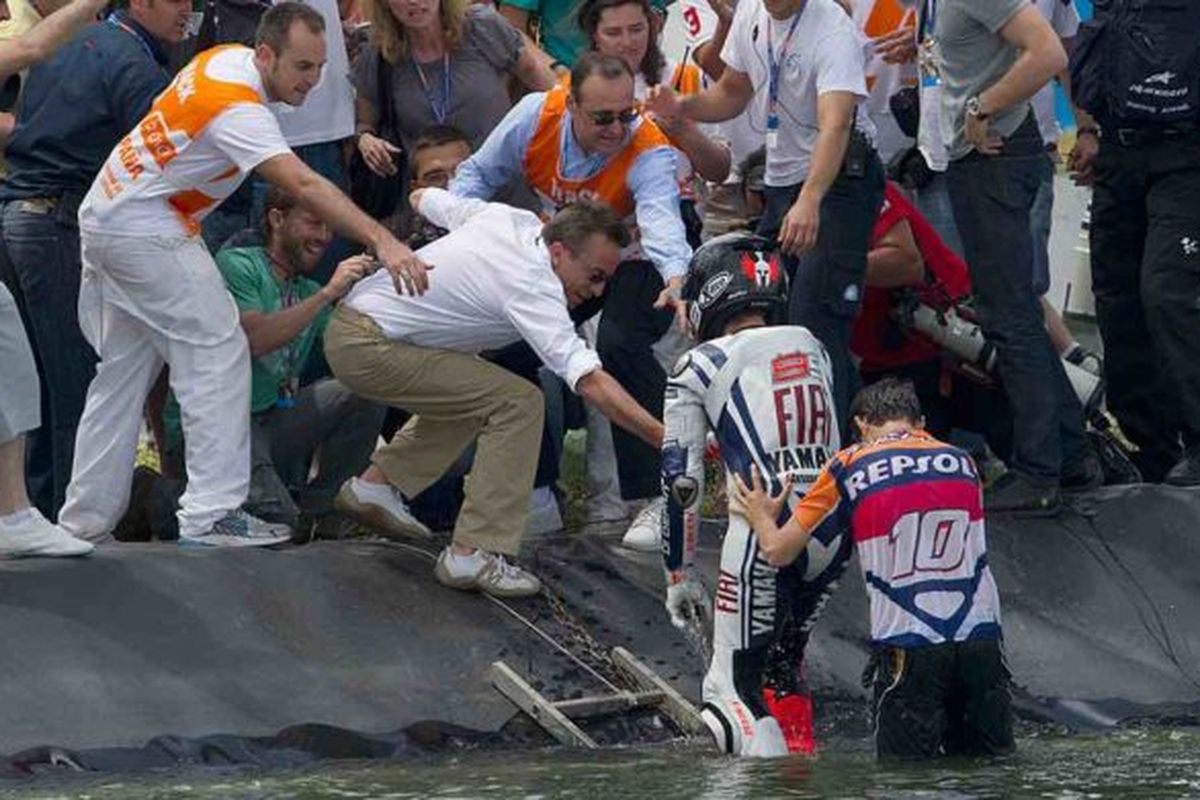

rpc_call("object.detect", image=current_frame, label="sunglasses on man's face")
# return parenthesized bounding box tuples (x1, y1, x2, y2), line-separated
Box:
(586, 107, 640, 127)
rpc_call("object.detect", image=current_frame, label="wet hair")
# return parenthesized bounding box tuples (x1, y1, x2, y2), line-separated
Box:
(569, 52, 635, 104)
(739, 147, 766, 195)
(542, 200, 631, 251)
(850, 377, 923, 427)
(578, 0, 665, 86)
(256, 2, 326, 53)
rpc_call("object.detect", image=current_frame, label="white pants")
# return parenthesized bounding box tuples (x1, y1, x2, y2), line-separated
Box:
(59, 231, 250, 540)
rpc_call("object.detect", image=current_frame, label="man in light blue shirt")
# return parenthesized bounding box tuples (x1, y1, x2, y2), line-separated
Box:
(451, 53, 691, 533)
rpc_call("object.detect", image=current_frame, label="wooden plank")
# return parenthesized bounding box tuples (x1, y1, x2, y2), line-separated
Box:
(553, 690, 665, 719)
(611, 647, 707, 736)
(489, 661, 598, 748)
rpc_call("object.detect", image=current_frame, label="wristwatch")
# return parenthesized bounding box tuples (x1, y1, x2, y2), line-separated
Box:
(965, 95, 990, 121)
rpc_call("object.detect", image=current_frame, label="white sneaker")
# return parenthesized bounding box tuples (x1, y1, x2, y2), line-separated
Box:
(526, 486, 564, 537)
(621, 497, 665, 552)
(0, 509, 94, 558)
(334, 477, 432, 541)
(433, 546, 542, 598)
(179, 510, 292, 548)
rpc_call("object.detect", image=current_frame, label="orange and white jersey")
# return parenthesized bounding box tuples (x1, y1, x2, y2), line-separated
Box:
(560, 61, 709, 203)
(80, 45, 292, 238)
(525, 84, 670, 220)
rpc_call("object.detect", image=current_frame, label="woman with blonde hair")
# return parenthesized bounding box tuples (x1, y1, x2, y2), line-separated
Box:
(353, 0, 555, 179)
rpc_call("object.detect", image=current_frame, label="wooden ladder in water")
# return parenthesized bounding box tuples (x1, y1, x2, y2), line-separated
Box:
(490, 647, 707, 748)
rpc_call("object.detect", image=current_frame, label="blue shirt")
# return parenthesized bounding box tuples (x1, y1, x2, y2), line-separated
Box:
(0, 13, 171, 201)
(450, 91, 692, 282)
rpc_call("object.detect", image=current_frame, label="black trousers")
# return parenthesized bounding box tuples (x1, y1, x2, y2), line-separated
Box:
(947, 115, 1088, 484)
(594, 260, 674, 501)
(871, 639, 1014, 760)
(757, 150, 886, 440)
(1090, 128, 1200, 481)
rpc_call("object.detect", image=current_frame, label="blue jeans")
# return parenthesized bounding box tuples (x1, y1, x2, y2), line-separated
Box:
(1029, 162, 1054, 297)
(913, 172, 965, 259)
(757, 148, 886, 437)
(946, 115, 1087, 483)
(0, 199, 97, 518)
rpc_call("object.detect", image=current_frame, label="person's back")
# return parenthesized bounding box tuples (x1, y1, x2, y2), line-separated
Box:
(81, 43, 288, 238)
(662, 234, 849, 758)
(676, 326, 839, 492)
(735, 377, 1013, 759)
(814, 429, 1000, 646)
(342, 194, 570, 357)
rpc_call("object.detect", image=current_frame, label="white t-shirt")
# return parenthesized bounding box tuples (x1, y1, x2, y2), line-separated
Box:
(80, 47, 291, 237)
(852, 0, 918, 163)
(343, 189, 603, 391)
(681, 0, 767, 167)
(1030, 0, 1079, 146)
(272, 0, 356, 147)
(722, 0, 872, 187)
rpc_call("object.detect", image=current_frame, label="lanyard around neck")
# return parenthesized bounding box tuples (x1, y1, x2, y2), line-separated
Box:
(106, 14, 158, 63)
(766, 10, 803, 115)
(412, 52, 452, 124)
(918, 0, 936, 43)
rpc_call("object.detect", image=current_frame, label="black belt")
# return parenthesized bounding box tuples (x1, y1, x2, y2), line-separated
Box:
(1109, 125, 1197, 147)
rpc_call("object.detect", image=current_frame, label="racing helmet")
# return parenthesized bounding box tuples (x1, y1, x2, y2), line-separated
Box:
(682, 232, 789, 341)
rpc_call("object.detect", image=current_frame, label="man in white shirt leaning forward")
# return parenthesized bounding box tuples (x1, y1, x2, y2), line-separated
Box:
(327, 190, 665, 597)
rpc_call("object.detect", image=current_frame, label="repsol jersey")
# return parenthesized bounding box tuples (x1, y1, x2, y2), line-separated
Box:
(793, 429, 1002, 647)
(661, 326, 847, 601)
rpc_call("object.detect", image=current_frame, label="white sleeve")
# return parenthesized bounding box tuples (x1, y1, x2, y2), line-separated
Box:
(814, 28, 869, 99)
(504, 285, 602, 390)
(719, 2, 755, 75)
(208, 103, 292, 173)
(414, 187, 491, 231)
(682, 0, 718, 46)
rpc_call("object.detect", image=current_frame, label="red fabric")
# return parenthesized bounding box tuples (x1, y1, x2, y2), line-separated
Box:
(763, 688, 815, 755)
(851, 183, 973, 372)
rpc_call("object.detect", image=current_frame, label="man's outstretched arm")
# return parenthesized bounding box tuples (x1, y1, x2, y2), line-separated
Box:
(0, 0, 107, 80)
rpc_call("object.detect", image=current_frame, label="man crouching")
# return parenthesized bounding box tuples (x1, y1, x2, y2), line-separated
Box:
(734, 377, 1015, 759)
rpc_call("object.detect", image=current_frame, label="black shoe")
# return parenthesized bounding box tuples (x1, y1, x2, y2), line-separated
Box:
(1164, 452, 1200, 487)
(1061, 453, 1104, 491)
(984, 472, 1061, 516)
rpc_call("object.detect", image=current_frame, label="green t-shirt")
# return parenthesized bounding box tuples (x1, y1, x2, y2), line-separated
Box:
(501, 0, 673, 67)
(217, 246, 331, 414)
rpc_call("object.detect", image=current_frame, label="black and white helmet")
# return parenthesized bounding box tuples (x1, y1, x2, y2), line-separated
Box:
(682, 232, 789, 341)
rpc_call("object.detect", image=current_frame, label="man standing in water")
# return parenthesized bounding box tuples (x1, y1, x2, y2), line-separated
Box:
(735, 378, 1014, 759)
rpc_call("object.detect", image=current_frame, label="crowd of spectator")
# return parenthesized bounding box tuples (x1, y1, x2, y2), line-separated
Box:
(0, 0, 1197, 600)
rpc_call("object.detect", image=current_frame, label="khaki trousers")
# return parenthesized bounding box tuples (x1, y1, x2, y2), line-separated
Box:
(324, 307, 543, 555)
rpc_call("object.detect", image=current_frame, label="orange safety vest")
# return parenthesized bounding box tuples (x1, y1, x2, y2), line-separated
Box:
(523, 85, 669, 218)
(98, 45, 267, 235)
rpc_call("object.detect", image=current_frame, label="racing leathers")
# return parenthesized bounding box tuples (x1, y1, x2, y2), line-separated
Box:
(661, 325, 852, 757)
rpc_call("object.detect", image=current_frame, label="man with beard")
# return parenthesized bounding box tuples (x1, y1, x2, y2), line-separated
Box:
(208, 186, 385, 532)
